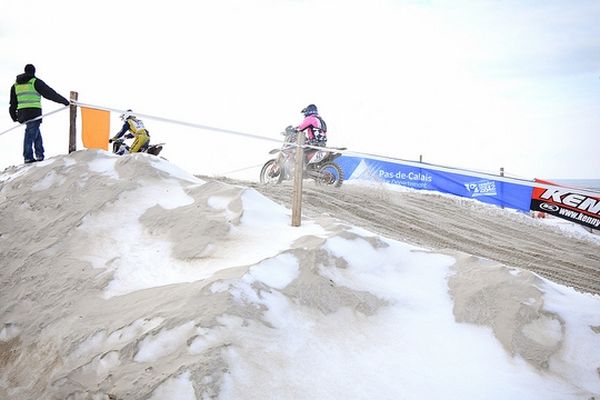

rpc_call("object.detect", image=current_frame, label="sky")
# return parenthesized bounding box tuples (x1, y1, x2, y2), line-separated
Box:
(1, 0, 599, 179)
(1, 151, 599, 398)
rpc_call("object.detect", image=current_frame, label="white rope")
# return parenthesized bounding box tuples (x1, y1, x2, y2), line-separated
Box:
(70, 101, 600, 197)
(72, 101, 282, 145)
(219, 163, 266, 175)
(0, 105, 70, 136)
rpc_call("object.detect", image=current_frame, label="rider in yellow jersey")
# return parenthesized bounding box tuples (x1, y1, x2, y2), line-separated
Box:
(109, 109, 150, 153)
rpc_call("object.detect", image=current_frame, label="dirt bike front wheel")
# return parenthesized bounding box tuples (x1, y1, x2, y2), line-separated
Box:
(260, 159, 283, 184)
(316, 162, 344, 187)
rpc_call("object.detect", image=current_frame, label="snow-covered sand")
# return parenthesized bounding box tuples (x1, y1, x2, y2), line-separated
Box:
(242, 177, 600, 296)
(0, 151, 599, 399)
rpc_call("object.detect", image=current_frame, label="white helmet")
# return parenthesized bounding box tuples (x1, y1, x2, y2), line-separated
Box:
(120, 109, 134, 121)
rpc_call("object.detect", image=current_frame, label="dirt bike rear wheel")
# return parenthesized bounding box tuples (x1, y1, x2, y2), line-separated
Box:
(260, 159, 284, 184)
(316, 162, 344, 187)
(147, 145, 163, 156)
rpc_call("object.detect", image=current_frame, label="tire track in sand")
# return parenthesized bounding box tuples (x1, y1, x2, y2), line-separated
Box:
(202, 177, 600, 295)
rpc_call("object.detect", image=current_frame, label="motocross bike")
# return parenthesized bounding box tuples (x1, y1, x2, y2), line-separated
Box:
(111, 134, 165, 156)
(259, 126, 345, 187)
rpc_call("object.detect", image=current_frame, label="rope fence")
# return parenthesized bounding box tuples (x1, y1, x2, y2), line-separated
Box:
(72, 101, 283, 146)
(0, 105, 70, 136)
(2, 99, 599, 198)
(68, 102, 541, 186)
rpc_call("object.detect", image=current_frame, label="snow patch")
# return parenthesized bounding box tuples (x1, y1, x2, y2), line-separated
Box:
(243, 253, 299, 289)
(87, 157, 119, 178)
(0, 323, 21, 341)
(134, 321, 198, 363)
(148, 371, 196, 400)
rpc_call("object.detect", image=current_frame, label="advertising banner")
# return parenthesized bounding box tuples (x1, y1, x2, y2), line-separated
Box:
(530, 179, 600, 230)
(337, 156, 534, 212)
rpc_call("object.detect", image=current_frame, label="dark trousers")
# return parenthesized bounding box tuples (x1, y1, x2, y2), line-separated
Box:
(23, 119, 44, 162)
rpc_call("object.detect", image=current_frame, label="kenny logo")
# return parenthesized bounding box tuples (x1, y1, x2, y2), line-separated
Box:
(539, 188, 600, 216)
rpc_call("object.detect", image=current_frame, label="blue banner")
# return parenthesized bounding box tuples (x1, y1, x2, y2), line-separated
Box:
(337, 156, 533, 212)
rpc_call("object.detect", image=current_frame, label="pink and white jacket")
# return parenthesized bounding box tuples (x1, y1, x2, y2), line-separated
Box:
(296, 115, 326, 142)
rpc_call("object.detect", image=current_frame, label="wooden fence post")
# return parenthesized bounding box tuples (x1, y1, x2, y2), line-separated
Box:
(291, 132, 305, 227)
(69, 91, 78, 153)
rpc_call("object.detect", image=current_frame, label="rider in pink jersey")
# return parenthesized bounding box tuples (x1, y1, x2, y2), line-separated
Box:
(296, 104, 327, 146)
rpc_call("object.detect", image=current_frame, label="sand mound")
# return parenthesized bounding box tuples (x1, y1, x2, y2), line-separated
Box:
(1, 151, 598, 399)
(448, 253, 564, 369)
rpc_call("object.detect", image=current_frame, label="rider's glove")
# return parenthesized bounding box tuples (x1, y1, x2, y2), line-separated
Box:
(109, 138, 115, 143)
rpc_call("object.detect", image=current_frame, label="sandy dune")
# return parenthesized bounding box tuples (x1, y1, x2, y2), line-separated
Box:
(0, 153, 598, 399)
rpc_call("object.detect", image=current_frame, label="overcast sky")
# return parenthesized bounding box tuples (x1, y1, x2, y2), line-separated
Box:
(1, 0, 599, 179)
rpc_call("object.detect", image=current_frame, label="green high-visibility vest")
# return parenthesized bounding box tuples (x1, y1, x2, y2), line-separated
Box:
(15, 78, 42, 109)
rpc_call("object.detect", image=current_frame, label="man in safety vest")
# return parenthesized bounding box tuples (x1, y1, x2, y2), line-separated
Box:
(109, 110, 150, 154)
(9, 64, 70, 164)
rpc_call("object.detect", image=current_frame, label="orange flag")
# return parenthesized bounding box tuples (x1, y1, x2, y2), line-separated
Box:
(81, 107, 110, 150)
